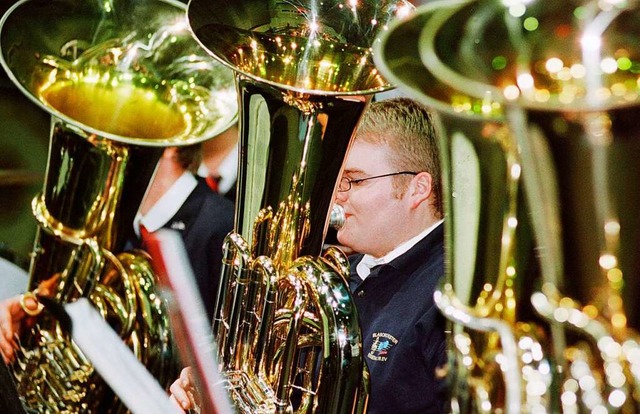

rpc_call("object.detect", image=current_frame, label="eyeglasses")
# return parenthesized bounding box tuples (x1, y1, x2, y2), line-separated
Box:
(337, 171, 419, 192)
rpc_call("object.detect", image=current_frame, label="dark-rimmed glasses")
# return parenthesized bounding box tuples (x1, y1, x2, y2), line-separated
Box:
(338, 171, 419, 192)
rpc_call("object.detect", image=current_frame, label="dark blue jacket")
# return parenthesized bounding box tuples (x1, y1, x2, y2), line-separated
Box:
(130, 177, 235, 321)
(171, 178, 234, 320)
(349, 223, 447, 414)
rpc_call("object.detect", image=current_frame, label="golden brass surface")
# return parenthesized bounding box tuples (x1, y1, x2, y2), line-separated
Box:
(0, 0, 237, 411)
(376, 0, 640, 412)
(40, 81, 187, 139)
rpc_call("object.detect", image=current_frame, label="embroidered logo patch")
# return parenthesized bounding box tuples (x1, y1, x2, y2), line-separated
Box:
(367, 332, 398, 362)
(170, 221, 186, 231)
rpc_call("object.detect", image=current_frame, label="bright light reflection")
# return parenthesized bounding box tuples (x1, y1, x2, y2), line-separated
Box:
(596, 87, 612, 100)
(501, 0, 534, 6)
(558, 68, 572, 81)
(511, 163, 521, 179)
(607, 268, 622, 283)
(561, 391, 577, 406)
(509, 4, 526, 17)
(527, 380, 547, 396)
(535, 89, 550, 102)
(612, 313, 627, 329)
(504, 84, 520, 100)
(559, 90, 576, 104)
(570, 63, 586, 78)
(546, 57, 564, 73)
(517, 73, 534, 90)
(462, 356, 473, 367)
(581, 33, 601, 52)
(592, 405, 608, 414)
(599, 254, 617, 269)
(604, 220, 620, 235)
(601, 57, 618, 74)
(554, 307, 569, 322)
(396, 4, 413, 19)
(609, 389, 626, 407)
(579, 375, 596, 390)
(608, 371, 626, 388)
(611, 83, 626, 96)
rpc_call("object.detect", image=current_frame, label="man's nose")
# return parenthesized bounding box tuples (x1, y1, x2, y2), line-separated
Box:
(335, 187, 348, 202)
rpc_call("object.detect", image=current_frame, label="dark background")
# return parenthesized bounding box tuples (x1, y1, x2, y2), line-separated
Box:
(0, 0, 50, 269)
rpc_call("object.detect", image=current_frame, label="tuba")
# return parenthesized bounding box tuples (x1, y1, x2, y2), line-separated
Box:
(376, 0, 640, 412)
(376, 2, 546, 412)
(186, 0, 413, 412)
(0, 0, 236, 411)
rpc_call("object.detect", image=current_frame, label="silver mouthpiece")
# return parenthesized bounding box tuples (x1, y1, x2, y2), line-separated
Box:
(330, 204, 345, 230)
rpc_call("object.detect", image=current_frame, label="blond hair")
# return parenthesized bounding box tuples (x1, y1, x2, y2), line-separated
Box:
(356, 97, 442, 216)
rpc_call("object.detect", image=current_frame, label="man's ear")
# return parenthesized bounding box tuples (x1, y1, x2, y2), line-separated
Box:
(409, 172, 433, 208)
(162, 147, 179, 160)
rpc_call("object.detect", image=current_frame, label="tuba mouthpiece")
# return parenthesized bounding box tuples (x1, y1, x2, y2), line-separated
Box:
(330, 204, 346, 230)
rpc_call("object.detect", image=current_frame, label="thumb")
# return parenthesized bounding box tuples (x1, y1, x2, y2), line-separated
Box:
(17, 292, 44, 317)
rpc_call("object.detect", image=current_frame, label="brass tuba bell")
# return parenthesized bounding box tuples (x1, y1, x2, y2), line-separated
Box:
(186, 0, 413, 412)
(0, 0, 237, 411)
(376, 0, 640, 412)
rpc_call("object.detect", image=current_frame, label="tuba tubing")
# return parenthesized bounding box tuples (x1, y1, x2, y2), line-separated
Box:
(376, 0, 640, 412)
(375, 2, 549, 412)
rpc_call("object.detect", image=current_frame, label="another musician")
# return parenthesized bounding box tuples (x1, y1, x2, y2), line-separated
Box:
(334, 97, 448, 413)
(131, 144, 234, 320)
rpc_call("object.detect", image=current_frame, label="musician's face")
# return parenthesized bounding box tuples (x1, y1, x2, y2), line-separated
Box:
(335, 139, 411, 258)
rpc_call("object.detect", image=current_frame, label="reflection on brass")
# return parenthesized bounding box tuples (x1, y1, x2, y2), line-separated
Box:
(0, 0, 237, 412)
(188, 0, 416, 96)
(40, 81, 187, 139)
(376, 0, 640, 412)
(188, 0, 413, 411)
(213, 30, 386, 93)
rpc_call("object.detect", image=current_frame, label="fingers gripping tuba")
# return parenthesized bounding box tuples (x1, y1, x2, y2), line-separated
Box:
(0, 0, 236, 411)
(377, 0, 640, 412)
(187, 0, 413, 412)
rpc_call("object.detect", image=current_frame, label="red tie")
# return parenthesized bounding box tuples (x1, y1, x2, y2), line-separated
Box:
(139, 224, 151, 249)
(206, 175, 221, 193)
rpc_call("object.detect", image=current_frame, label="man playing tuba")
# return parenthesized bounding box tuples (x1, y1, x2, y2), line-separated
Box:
(170, 97, 450, 414)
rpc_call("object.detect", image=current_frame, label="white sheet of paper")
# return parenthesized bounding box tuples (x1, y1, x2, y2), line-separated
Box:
(65, 298, 181, 414)
(149, 229, 234, 414)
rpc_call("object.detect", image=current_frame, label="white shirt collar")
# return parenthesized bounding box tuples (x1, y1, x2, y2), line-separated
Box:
(356, 219, 444, 280)
(197, 142, 238, 195)
(133, 172, 197, 237)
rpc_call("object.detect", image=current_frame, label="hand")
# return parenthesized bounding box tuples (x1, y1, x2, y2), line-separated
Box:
(0, 294, 40, 364)
(169, 366, 200, 412)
